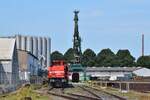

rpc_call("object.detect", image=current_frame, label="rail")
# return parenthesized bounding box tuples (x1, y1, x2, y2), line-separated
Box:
(85, 81, 127, 100)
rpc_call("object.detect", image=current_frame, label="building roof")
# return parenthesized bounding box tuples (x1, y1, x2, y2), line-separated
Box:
(18, 49, 38, 60)
(86, 67, 141, 72)
(133, 68, 150, 77)
(0, 38, 16, 60)
(69, 64, 84, 72)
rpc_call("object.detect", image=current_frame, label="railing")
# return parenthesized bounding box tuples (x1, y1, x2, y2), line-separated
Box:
(85, 81, 150, 92)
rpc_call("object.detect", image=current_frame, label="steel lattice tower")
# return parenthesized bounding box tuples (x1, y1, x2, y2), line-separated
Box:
(73, 10, 82, 63)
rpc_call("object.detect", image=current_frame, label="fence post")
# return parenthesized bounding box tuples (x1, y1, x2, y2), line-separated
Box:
(119, 82, 121, 91)
(105, 82, 107, 88)
(127, 82, 130, 92)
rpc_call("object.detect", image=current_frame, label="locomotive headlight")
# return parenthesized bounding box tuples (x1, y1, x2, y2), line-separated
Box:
(49, 72, 52, 74)
(50, 79, 54, 82)
(62, 79, 66, 82)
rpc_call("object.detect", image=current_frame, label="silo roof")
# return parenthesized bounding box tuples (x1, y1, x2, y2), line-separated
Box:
(0, 38, 16, 60)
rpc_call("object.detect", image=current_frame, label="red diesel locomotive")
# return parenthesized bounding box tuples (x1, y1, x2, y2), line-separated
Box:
(47, 60, 68, 87)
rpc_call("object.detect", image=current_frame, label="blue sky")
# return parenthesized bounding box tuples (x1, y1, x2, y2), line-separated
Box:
(0, 0, 150, 59)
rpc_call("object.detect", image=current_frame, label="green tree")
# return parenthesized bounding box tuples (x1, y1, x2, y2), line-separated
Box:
(64, 48, 75, 63)
(51, 51, 64, 61)
(82, 49, 96, 67)
(137, 56, 150, 68)
(96, 48, 115, 67)
(115, 49, 135, 67)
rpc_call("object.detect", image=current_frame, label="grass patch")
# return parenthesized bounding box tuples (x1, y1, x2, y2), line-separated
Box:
(0, 85, 49, 100)
(31, 84, 42, 90)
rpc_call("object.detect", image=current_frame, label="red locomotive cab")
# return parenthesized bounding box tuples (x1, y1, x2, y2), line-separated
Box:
(48, 60, 68, 87)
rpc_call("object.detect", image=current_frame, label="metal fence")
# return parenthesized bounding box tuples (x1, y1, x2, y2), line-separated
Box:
(30, 76, 43, 84)
(0, 71, 21, 94)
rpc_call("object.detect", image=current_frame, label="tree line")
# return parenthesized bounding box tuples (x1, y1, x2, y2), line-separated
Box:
(51, 48, 150, 68)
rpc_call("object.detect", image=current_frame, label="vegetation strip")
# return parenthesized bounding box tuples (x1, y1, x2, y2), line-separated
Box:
(0, 85, 49, 100)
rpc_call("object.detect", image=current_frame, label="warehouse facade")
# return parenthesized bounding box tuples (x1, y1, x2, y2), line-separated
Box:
(18, 50, 39, 82)
(0, 38, 19, 85)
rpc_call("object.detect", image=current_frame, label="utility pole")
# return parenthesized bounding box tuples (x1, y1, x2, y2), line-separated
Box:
(142, 34, 144, 56)
(73, 10, 82, 63)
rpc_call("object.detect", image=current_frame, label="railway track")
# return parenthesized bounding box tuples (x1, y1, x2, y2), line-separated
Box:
(36, 84, 126, 100)
(77, 85, 102, 99)
(79, 85, 126, 100)
(48, 87, 101, 100)
(67, 93, 100, 100)
(47, 91, 78, 100)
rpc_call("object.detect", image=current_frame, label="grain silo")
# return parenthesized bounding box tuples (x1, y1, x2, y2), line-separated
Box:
(38, 37, 42, 56)
(26, 36, 32, 53)
(42, 37, 47, 57)
(30, 37, 33, 54)
(21, 36, 26, 50)
(33, 37, 38, 57)
(15, 35, 51, 68)
(46, 37, 51, 67)
(16, 35, 21, 50)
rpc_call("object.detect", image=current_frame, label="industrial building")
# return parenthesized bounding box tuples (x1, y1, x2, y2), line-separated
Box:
(15, 35, 51, 69)
(85, 67, 142, 81)
(0, 38, 19, 85)
(18, 50, 39, 82)
(0, 34, 51, 86)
